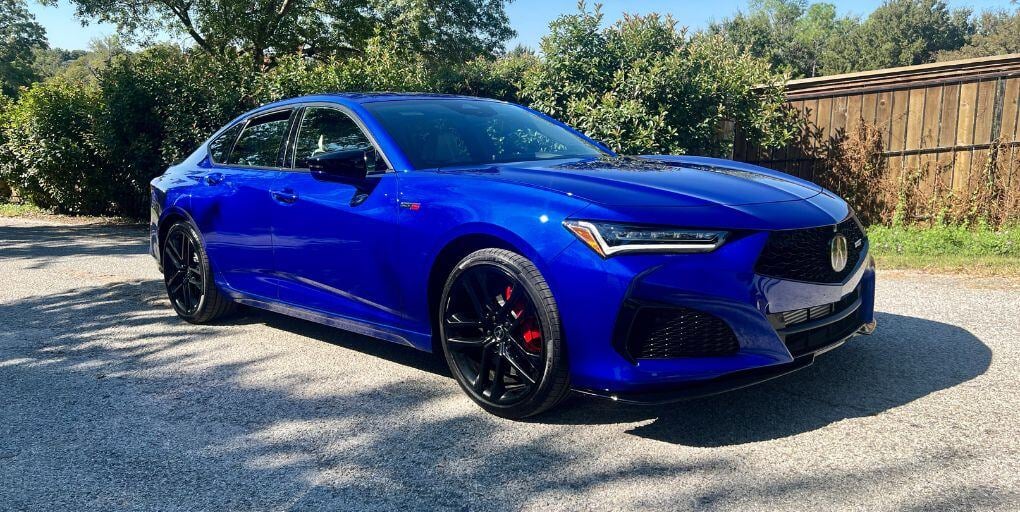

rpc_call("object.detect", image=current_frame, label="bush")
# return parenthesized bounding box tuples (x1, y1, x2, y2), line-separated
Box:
(819, 122, 889, 226)
(0, 78, 119, 214)
(96, 47, 265, 215)
(0, 94, 13, 202)
(0, 12, 801, 217)
(521, 6, 798, 156)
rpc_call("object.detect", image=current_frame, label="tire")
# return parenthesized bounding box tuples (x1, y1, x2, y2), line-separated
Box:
(162, 221, 234, 324)
(439, 248, 571, 419)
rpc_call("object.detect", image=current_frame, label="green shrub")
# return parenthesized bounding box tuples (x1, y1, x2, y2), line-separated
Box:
(0, 78, 119, 214)
(0, 94, 13, 202)
(521, 6, 798, 156)
(96, 47, 264, 215)
(0, 11, 801, 217)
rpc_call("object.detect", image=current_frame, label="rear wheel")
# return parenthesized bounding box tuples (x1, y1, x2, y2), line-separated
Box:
(439, 249, 570, 419)
(162, 221, 234, 323)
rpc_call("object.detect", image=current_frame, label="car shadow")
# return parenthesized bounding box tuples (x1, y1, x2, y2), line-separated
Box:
(222, 306, 990, 447)
(223, 308, 452, 378)
(538, 312, 991, 446)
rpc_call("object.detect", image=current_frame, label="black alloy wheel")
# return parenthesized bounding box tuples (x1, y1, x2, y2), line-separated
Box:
(440, 249, 570, 418)
(162, 221, 234, 323)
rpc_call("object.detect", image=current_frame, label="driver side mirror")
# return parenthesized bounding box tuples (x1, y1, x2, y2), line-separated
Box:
(308, 148, 379, 182)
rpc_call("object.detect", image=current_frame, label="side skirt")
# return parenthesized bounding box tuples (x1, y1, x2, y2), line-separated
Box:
(225, 288, 431, 351)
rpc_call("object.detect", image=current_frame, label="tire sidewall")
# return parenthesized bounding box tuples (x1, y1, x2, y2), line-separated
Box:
(163, 222, 213, 321)
(439, 249, 567, 418)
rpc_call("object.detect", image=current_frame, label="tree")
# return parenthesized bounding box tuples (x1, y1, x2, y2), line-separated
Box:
(523, 4, 798, 156)
(709, 0, 859, 78)
(31, 36, 128, 84)
(31, 48, 89, 79)
(844, 0, 973, 71)
(938, 7, 1020, 61)
(65, 0, 515, 69)
(0, 0, 49, 96)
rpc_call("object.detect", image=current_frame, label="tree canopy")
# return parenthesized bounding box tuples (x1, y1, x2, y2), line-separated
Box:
(65, 0, 515, 69)
(711, 0, 978, 78)
(0, 0, 49, 96)
(852, 0, 972, 69)
(939, 7, 1020, 61)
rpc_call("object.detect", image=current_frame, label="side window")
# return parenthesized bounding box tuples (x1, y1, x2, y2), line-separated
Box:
(293, 107, 375, 169)
(208, 123, 243, 163)
(228, 110, 292, 167)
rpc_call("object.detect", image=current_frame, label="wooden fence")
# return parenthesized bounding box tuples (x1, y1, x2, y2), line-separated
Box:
(733, 54, 1020, 201)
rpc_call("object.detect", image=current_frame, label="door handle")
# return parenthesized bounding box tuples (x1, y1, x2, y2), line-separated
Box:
(205, 172, 225, 185)
(270, 189, 298, 204)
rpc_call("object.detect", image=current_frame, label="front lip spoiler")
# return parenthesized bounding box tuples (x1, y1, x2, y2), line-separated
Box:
(573, 323, 875, 405)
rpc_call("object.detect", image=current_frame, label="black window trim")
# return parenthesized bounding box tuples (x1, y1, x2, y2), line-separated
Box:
(208, 106, 297, 171)
(207, 120, 246, 166)
(289, 102, 394, 174)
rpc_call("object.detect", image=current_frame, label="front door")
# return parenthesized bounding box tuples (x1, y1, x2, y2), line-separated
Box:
(271, 106, 404, 330)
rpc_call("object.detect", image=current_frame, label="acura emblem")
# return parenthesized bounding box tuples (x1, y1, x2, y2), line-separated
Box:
(830, 234, 849, 272)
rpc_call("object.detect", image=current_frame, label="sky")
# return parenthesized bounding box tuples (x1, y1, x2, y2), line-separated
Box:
(28, 0, 1018, 52)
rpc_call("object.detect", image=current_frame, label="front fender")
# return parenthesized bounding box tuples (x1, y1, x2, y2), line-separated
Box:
(394, 170, 591, 339)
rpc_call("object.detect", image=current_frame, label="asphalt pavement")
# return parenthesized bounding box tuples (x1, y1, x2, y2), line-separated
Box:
(1, 217, 1018, 511)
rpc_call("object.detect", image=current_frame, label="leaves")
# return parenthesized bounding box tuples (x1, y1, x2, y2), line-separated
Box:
(521, 5, 796, 157)
(0, 0, 49, 96)
(65, 0, 515, 69)
(711, 0, 975, 78)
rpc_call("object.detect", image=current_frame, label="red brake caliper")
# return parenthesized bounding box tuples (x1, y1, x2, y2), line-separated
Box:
(505, 285, 542, 353)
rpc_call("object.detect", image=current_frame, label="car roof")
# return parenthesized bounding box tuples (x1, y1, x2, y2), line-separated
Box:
(331, 92, 496, 104)
(256, 92, 502, 110)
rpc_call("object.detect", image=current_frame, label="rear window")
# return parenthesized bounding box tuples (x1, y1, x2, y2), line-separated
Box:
(208, 123, 243, 163)
(227, 110, 292, 168)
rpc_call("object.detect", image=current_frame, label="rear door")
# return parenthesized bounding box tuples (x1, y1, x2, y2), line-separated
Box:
(189, 109, 295, 299)
(270, 105, 405, 329)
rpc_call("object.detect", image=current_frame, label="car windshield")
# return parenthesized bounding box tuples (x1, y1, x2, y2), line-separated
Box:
(362, 99, 608, 169)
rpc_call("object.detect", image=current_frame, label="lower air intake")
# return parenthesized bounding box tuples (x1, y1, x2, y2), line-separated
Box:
(627, 307, 740, 359)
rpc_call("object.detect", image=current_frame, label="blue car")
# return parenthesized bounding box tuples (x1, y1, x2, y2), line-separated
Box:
(150, 93, 877, 418)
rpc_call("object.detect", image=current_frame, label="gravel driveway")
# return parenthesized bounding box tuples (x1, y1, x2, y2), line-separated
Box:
(1, 216, 1018, 511)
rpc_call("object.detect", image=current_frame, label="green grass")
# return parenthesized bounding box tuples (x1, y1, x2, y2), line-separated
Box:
(0, 202, 140, 225)
(868, 224, 1020, 276)
(0, 202, 48, 217)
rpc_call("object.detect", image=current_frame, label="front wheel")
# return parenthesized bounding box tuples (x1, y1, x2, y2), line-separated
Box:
(162, 221, 234, 323)
(439, 249, 571, 419)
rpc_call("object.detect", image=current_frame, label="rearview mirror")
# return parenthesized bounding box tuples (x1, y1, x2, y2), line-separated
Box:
(308, 148, 377, 181)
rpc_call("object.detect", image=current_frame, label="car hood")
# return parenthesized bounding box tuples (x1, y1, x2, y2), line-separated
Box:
(470, 155, 822, 208)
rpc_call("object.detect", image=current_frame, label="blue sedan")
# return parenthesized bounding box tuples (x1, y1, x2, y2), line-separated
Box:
(150, 93, 877, 418)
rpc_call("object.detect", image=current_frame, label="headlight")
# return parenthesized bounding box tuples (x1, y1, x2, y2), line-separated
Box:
(563, 220, 728, 257)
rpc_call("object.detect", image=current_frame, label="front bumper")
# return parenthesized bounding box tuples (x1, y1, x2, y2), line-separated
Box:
(576, 320, 875, 404)
(547, 231, 876, 397)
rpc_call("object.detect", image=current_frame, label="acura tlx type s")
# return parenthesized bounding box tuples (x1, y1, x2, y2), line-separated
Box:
(150, 93, 877, 419)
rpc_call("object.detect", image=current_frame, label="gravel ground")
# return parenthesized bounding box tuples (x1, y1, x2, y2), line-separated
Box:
(1, 216, 1018, 511)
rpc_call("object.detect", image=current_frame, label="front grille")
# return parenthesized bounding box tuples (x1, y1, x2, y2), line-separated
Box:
(755, 216, 867, 284)
(783, 306, 864, 357)
(626, 307, 740, 359)
(779, 288, 860, 326)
